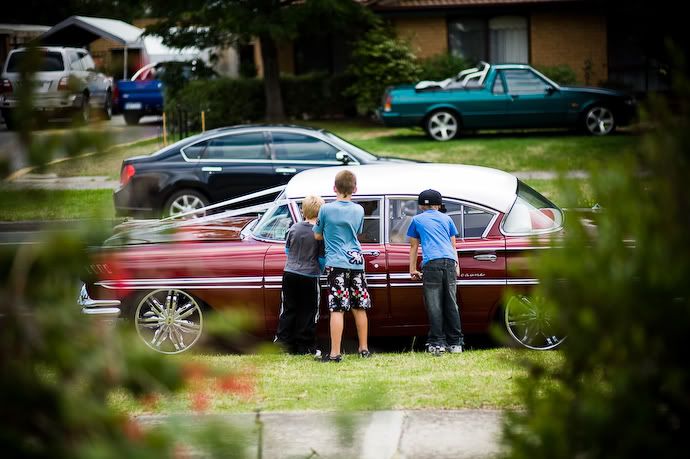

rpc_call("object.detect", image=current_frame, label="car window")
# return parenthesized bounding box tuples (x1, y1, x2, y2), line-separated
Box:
(253, 204, 294, 241)
(78, 52, 95, 71)
(388, 198, 418, 243)
(271, 132, 339, 162)
(463, 205, 494, 238)
(203, 133, 267, 160)
(68, 52, 82, 71)
(182, 140, 208, 160)
(503, 181, 563, 235)
(503, 69, 551, 95)
(6, 51, 65, 72)
(492, 74, 505, 94)
(356, 199, 381, 244)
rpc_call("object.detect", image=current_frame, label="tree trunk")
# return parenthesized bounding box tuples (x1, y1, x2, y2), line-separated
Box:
(259, 34, 285, 121)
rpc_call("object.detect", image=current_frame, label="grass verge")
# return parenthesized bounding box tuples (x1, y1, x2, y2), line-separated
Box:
(109, 349, 562, 414)
(0, 189, 114, 221)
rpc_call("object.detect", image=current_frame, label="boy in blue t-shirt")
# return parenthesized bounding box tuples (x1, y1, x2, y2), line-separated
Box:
(407, 189, 464, 356)
(314, 170, 371, 362)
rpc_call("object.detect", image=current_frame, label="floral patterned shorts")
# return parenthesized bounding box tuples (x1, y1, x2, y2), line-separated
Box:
(326, 267, 371, 312)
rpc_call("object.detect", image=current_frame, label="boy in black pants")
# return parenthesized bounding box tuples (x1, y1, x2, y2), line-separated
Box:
(275, 195, 325, 355)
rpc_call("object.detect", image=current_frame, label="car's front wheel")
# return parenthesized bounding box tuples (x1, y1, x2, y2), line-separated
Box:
(103, 91, 113, 120)
(134, 289, 204, 354)
(164, 189, 209, 218)
(425, 110, 460, 141)
(503, 294, 565, 350)
(583, 105, 616, 136)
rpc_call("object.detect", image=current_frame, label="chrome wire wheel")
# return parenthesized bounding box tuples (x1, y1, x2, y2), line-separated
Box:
(426, 111, 459, 141)
(584, 106, 615, 135)
(168, 193, 207, 218)
(504, 295, 565, 350)
(135, 289, 204, 354)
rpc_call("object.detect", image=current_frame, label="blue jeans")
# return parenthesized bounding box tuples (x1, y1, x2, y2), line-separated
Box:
(422, 258, 464, 347)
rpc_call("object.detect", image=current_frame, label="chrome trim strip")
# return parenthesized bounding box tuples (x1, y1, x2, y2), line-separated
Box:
(391, 282, 423, 287)
(78, 284, 121, 316)
(507, 278, 540, 285)
(82, 307, 121, 316)
(389, 273, 413, 280)
(459, 279, 506, 286)
(97, 276, 264, 286)
(98, 284, 264, 290)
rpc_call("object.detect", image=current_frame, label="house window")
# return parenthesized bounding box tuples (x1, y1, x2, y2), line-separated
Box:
(449, 15, 528, 64)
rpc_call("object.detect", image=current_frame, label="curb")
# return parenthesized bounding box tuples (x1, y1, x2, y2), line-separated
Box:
(4, 135, 159, 182)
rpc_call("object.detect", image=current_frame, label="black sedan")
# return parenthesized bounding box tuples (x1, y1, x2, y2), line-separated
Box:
(114, 125, 408, 217)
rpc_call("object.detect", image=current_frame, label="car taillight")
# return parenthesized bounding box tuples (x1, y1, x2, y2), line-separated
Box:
(57, 76, 69, 91)
(384, 94, 392, 112)
(120, 164, 136, 186)
(0, 79, 12, 94)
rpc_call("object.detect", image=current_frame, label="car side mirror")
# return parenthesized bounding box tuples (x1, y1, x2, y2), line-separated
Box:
(336, 151, 352, 164)
(545, 86, 558, 95)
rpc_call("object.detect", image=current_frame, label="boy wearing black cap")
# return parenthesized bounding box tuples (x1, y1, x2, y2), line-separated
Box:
(407, 189, 464, 356)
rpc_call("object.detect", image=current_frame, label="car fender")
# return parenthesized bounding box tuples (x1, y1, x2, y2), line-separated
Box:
(423, 104, 463, 125)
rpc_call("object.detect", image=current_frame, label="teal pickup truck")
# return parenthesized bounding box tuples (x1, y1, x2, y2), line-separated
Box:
(379, 62, 637, 141)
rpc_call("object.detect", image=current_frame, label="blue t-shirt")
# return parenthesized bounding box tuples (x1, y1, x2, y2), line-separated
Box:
(406, 209, 459, 266)
(313, 200, 364, 270)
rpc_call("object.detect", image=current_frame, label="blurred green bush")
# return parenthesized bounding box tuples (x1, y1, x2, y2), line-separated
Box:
(536, 64, 578, 86)
(417, 54, 470, 82)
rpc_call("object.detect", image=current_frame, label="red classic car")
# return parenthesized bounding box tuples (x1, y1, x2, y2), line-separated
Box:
(79, 164, 565, 354)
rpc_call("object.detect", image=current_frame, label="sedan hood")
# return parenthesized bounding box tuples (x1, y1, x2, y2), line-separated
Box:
(105, 215, 257, 246)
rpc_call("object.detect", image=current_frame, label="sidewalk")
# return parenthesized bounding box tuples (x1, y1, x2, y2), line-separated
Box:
(138, 409, 505, 459)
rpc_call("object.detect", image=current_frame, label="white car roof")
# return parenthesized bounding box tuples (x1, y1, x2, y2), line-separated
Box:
(284, 164, 518, 213)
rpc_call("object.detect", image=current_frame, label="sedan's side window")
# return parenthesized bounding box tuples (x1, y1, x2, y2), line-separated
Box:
(203, 133, 267, 160)
(355, 199, 381, 244)
(388, 198, 418, 244)
(442, 200, 463, 236)
(253, 204, 293, 241)
(492, 73, 505, 94)
(503, 69, 551, 95)
(68, 52, 82, 71)
(462, 205, 494, 238)
(182, 140, 208, 160)
(271, 132, 339, 162)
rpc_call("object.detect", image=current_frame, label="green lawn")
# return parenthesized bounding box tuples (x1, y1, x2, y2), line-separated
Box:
(109, 349, 562, 414)
(0, 189, 114, 221)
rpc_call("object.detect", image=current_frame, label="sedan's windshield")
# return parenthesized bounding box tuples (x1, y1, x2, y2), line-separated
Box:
(322, 132, 379, 162)
(502, 181, 563, 235)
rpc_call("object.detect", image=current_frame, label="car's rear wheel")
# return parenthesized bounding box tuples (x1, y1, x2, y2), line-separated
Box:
(164, 189, 209, 218)
(503, 294, 565, 350)
(583, 105, 616, 136)
(123, 111, 141, 125)
(425, 110, 460, 141)
(75, 94, 90, 125)
(134, 289, 204, 354)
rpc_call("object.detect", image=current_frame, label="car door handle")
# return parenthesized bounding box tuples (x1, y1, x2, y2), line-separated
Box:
(473, 254, 497, 262)
(362, 250, 380, 257)
(275, 167, 297, 174)
(202, 166, 222, 172)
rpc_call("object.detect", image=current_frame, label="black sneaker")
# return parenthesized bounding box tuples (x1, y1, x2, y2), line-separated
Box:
(359, 350, 371, 358)
(320, 353, 342, 363)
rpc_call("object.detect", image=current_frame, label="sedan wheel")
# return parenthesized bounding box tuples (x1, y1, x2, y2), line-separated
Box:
(426, 111, 459, 141)
(504, 295, 565, 350)
(135, 289, 204, 354)
(584, 106, 615, 136)
(165, 190, 209, 218)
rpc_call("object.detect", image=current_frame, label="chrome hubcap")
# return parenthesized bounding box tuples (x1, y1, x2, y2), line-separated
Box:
(135, 289, 203, 354)
(585, 107, 614, 135)
(170, 195, 206, 217)
(428, 112, 458, 141)
(504, 295, 565, 350)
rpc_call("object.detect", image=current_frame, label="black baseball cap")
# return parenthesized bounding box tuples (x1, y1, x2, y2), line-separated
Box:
(418, 189, 442, 206)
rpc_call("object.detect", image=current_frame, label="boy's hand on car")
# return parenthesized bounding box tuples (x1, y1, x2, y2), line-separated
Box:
(410, 270, 422, 280)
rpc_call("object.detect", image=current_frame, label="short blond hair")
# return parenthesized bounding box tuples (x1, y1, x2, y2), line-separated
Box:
(302, 195, 325, 220)
(334, 170, 357, 196)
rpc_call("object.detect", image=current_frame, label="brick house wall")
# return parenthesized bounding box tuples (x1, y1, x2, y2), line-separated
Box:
(391, 16, 448, 58)
(530, 12, 608, 85)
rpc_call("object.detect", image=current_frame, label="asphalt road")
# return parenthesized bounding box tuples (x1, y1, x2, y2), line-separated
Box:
(0, 114, 163, 172)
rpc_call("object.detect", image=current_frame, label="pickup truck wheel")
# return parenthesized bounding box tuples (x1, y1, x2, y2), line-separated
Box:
(164, 189, 209, 218)
(123, 111, 141, 125)
(583, 105, 615, 136)
(425, 110, 459, 141)
(134, 289, 204, 354)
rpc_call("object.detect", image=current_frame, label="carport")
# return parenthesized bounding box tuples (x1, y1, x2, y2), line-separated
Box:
(39, 16, 203, 79)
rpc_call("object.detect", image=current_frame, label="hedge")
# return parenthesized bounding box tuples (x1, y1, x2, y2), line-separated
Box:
(167, 73, 356, 129)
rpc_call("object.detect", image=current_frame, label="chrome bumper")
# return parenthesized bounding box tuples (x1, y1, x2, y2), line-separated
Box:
(78, 283, 121, 317)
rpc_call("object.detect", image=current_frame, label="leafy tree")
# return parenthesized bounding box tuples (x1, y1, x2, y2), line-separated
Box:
(536, 64, 578, 86)
(502, 57, 690, 458)
(345, 26, 421, 114)
(418, 54, 470, 82)
(139, 0, 373, 121)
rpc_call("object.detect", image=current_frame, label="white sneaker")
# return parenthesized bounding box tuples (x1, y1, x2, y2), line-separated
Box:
(427, 345, 445, 356)
(447, 345, 463, 353)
